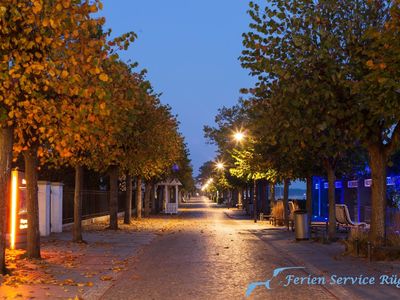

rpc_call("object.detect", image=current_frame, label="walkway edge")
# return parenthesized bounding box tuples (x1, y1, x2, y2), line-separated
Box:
(253, 233, 361, 300)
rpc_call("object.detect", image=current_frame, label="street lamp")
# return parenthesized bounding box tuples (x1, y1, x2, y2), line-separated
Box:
(201, 178, 214, 191)
(232, 129, 258, 223)
(216, 162, 225, 171)
(233, 131, 245, 142)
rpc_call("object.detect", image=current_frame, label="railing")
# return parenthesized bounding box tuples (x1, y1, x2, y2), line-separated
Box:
(364, 206, 399, 231)
(62, 189, 127, 224)
(386, 207, 400, 232)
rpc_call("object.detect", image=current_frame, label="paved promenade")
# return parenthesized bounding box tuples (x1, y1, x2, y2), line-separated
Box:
(1, 197, 399, 299)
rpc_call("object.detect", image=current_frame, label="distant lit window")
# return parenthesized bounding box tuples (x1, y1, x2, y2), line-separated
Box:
(348, 180, 358, 188)
(335, 181, 342, 189)
(364, 179, 372, 187)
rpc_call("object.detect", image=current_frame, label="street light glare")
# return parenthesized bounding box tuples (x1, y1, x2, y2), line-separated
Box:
(216, 162, 225, 170)
(233, 131, 245, 142)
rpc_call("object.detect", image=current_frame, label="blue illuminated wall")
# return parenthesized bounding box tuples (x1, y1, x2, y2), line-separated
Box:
(312, 177, 328, 221)
(312, 175, 400, 223)
(312, 176, 370, 222)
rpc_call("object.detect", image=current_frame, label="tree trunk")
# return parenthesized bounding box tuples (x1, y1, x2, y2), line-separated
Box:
(73, 165, 83, 242)
(136, 177, 142, 219)
(248, 184, 253, 215)
(253, 180, 257, 223)
(368, 144, 387, 247)
(24, 146, 41, 258)
(0, 126, 13, 273)
(326, 164, 336, 241)
(236, 188, 242, 209)
(260, 181, 266, 214)
(144, 182, 152, 217)
(283, 178, 290, 228)
(269, 181, 275, 212)
(306, 176, 313, 224)
(124, 175, 132, 224)
(151, 184, 156, 214)
(109, 165, 119, 230)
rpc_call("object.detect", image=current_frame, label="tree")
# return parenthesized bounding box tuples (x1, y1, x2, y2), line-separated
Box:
(204, 102, 278, 220)
(241, 0, 400, 245)
(0, 128, 12, 274)
(342, 1, 400, 246)
(241, 1, 361, 240)
(107, 67, 183, 220)
(124, 174, 133, 224)
(203, 103, 252, 193)
(174, 144, 195, 195)
(0, 0, 111, 259)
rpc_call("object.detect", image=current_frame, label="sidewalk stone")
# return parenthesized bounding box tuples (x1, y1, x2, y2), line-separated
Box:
(0, 221, 161, 299)
(1, 199, 398, 299)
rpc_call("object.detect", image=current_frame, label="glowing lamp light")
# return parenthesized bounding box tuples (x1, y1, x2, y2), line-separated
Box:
(233, 131, 245, 142)
(216, 162, 225, 170)
(10, 170, 18, 250)
(19, 219, 28, 230)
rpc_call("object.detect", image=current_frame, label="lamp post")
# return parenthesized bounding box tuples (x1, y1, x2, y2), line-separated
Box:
(230, 130, 258, 223)
(253, 178, 257, 223)
(215, 162, 224, 205)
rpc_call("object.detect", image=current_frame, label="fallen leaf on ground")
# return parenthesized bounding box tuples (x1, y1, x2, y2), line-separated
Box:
(100, 275, 113, 281)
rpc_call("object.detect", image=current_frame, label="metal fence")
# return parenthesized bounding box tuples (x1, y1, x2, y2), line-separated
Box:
(364, 206, 400, 233)
(63, 189, 128, 224)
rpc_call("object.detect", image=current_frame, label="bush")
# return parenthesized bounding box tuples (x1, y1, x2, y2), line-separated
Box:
(344, 225, 400, 260)
(271, 200, 284, 225)
(389, 210, 400, 233)
(344, 227, 370, 257)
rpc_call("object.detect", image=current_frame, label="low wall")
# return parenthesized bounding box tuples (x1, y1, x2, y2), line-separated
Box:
(62, 212, 126, 230)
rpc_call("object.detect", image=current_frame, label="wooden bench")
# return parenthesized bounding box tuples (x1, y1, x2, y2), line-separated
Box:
(259, 213, 273, 222)
(336, 204, 369, 230)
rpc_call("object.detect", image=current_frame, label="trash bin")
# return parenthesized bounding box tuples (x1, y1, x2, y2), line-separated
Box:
(294, 210, 309, 240)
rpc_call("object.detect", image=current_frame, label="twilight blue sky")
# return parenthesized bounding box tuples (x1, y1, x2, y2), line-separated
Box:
(101, 0, 255, 176)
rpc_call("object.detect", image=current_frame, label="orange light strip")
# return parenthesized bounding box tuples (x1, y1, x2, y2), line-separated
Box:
(10, 170, 18, 250)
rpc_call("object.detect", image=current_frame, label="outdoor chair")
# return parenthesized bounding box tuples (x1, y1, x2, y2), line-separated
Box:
(335, 204, 369, 230)
(288, 201, 296, 231)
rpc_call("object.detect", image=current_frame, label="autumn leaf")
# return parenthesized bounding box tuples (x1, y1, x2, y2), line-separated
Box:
(99, 73, 109, 82)
(366, 60, 374, 68)
(32, 1, 42, 14)
(100, 275, 113, 281)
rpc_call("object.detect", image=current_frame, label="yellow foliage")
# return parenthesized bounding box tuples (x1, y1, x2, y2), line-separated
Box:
(99, 73, 109, 82)
(32, 1, 42, 14)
